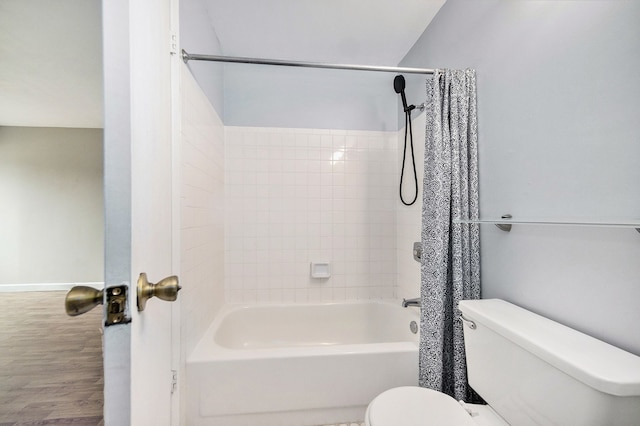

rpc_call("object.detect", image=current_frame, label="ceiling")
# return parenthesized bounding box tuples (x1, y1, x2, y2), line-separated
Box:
(0, 0, 444, 129)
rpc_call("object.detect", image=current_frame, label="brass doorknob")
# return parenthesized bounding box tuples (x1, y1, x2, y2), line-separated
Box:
(137, 273, 181, 311)
(65, 286, 103, 316)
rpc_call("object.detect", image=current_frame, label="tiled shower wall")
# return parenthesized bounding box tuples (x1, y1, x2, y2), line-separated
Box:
(224, 127, 398, 303)
(396, 113, 426, 302)
(180, 67, 226, 356)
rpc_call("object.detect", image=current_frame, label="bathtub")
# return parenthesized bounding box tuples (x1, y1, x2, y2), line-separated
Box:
(186, 301, 419, 426)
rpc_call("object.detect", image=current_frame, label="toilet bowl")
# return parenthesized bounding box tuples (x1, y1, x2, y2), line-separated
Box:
(365, 299, 640, 426)
(364, 386, 507, 426)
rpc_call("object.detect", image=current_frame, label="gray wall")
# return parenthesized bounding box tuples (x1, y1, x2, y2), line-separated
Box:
(180, 0, 225, 119)
(401, 0, 640, 355)
(223, 65, 398, 131)
(184, 0, 400, 131)
(0, 126, 104, 285)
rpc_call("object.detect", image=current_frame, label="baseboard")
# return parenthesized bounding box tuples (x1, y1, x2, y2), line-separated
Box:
(0, 282, 104, 292)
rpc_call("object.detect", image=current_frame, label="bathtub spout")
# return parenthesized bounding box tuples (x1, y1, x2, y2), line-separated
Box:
(402, 298, 421, 308)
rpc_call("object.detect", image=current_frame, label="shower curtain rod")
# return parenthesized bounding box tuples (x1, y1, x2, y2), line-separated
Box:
(182, 50, 435, 75)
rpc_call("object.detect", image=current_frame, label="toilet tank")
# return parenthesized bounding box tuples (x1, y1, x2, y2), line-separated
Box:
(459, 299, 640, 426)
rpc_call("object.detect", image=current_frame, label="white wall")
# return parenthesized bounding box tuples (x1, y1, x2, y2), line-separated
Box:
(401, 0, 640, 355)
(0, 126, 103, 286)
(225, 126, 397, 303)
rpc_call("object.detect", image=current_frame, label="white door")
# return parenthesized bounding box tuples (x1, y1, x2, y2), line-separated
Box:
(102, 0, 180, 424)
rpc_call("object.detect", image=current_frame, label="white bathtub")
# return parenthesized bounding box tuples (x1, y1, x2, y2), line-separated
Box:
(187, 301, 419, 426)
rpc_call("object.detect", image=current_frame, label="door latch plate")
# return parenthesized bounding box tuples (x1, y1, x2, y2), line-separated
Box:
(105, 285, 130, 326)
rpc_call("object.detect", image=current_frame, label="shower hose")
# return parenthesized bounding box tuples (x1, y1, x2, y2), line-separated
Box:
(399, 109, 418, 206)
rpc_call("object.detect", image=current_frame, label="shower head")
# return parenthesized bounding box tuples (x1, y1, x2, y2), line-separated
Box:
(394, 75, 405, 94)
(393, 75, 414, 113)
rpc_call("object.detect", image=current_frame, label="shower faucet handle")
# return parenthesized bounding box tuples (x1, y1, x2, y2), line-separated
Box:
(412, 242, 422, 262)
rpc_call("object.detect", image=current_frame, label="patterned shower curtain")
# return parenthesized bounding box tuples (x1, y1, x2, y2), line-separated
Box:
(419, 69, 480, 402)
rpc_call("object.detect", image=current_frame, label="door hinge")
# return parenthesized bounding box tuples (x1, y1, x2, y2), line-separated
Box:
(171, 370, 178, 394)
(170, 33, 178, 55)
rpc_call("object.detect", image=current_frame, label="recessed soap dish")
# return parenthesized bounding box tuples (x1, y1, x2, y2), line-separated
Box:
(310, 262, 331, 278)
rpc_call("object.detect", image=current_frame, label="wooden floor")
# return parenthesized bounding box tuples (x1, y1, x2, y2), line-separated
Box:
(0, 291, 103, 426)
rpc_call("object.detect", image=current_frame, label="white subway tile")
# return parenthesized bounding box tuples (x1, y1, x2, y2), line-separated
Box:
(224, 126, 398, 304)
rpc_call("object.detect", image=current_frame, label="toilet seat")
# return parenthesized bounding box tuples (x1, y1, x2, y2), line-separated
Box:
(365, 386, 477, 426)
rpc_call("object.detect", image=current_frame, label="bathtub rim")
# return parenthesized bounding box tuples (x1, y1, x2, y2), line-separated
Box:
(188, 299, 419, 362)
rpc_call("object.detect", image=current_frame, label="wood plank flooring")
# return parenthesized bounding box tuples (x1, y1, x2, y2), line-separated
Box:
(0, 291, 103, 426)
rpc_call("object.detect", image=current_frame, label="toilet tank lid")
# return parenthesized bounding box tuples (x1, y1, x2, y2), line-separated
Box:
(459, 299, 640, 397)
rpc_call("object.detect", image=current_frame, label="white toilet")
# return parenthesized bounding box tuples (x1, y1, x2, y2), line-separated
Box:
(365, 299, 640, 425)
